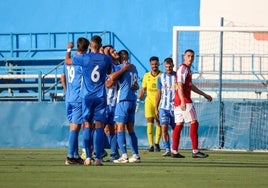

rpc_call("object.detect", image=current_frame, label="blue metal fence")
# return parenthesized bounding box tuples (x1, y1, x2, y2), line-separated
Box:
(0, 31, 145, 101)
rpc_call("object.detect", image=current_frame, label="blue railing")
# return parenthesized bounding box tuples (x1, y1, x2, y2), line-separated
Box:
(0, 31, 145, 101)
(193, 53, 267, 100)
(0, 31, 110, 59)
(0, 31, 144, 70)
(196, 53, 268, 74)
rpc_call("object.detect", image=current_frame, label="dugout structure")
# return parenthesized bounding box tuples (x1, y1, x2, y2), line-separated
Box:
(172, 26, 268, 150)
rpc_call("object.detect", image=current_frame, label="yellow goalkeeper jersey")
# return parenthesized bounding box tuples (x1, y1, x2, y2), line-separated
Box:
(142, 71, 162, 105)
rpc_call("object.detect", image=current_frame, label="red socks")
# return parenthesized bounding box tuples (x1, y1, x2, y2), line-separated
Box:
(172, 122, 199, 151)
(190, 122, 199, 150)
(172, 125, 183, 151)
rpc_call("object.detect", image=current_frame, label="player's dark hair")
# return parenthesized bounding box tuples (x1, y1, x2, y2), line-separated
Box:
(184, 49, 195, 55)
(118, 49, 129, 63)
(149, 56, 159, 62)
(103, 45, 114, 49)
(77, 37, 89, 53)
(164, 57, 173, 65)
(90, 35, 102, 49)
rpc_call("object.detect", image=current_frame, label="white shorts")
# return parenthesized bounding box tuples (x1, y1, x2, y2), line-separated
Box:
(174, 103, 197, 123)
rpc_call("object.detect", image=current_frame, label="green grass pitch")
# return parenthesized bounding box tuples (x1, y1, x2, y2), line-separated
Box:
(0, 149, 267, 188)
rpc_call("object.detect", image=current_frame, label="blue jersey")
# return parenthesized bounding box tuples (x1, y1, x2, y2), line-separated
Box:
(116, 63, 138, 102)
(157, 71, 176, 110)
(62, 63, 82, 103)
(72, 52, 112, 99)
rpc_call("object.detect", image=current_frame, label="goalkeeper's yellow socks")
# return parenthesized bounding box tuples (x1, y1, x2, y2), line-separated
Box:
(147, 122, 154, 147)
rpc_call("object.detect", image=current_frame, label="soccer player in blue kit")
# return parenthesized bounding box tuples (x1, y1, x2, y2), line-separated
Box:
(103, 46, 120, 161)
(61, 37, 89, 165)
(107, 49, 141, 163)
(65, 36, 133, 166)
(65, 35, 112, 166)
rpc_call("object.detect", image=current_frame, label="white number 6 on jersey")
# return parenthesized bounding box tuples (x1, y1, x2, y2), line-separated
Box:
(91, 65, 100, 82)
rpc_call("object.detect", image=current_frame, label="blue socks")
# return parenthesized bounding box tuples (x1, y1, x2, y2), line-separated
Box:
(117, 131, 127, 154)
(67, 130, 79, 158)
(163, 140, 171, 151)
(83, 127, 92, 159)
(108, 133, 119, 156)
(129, 132, 139, 155)
(94, 128, 104, 160)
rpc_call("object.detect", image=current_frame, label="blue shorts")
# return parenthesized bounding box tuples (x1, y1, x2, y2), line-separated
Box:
(65, 102, 83, 124)
(82, 97, 107, 123)
(106, 105, 116, 125)
(114, 101, 136, 123)
(159, 109, 175, 129)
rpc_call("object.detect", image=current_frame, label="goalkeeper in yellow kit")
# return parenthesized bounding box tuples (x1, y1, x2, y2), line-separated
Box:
(137, 56, 162, 152)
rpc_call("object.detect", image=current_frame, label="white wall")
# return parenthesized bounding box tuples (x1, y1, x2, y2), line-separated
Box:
(200, 0, 268, 26)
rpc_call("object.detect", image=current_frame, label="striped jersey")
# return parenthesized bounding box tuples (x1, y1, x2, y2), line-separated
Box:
(106, 63, 118, 107)
(157, 71, 176, 110)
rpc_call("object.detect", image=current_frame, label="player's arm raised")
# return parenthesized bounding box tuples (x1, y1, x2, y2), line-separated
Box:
(65, 42, 74, 65)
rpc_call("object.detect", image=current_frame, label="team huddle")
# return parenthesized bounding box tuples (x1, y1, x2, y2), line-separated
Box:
(61, 35, 212, 166)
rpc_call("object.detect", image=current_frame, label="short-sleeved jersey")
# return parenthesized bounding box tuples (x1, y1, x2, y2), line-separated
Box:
(106, 63, 118, 107)
(157, 71, 176, 110)
(62, 63, 82, 103)
(142, 71, 162, 105)
(72, 52, 112, 99)
(174, 63, 192, 106)
(116, 63, 138, 102)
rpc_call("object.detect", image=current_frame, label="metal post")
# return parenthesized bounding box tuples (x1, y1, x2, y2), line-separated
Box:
(219, 17, 224, 148)
(172, 27, 178, 70)
(38, 71, 42, 102)
(10, 33, 13, 58)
